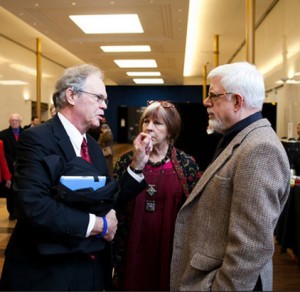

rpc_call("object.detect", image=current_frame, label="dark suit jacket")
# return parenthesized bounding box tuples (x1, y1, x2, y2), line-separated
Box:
(0, 126, 23, 173)
(0, 116, 120, 290)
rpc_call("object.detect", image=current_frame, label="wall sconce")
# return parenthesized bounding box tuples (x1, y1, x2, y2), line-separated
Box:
(23, 92, 30, 102)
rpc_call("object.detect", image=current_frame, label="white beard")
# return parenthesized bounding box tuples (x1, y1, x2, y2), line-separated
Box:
(209, 118, 225, 133)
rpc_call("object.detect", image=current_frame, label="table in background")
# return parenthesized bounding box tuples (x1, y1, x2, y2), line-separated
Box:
(275, 185, 300, 263)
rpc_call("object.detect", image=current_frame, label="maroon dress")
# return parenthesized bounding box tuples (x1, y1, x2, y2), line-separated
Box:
(123, 161, 184, 291)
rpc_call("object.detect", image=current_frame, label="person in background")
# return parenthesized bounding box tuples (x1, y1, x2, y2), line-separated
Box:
(112, 100, 201, 291)
(87, 115, 107, 141)
(101, 115, 107, 125)
(170, 62, 290, 291)
(0, 140, 12, 197)
(23, 115, 39, 129)
(0, 113, 23, 220)
(98, 123, 114, 176)
(49, 104, 57, 118)
(0, 64, 119, 291)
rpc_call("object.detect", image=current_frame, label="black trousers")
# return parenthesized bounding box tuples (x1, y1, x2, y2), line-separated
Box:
(253, 275, 262, 291)
(70, 253, 104, 291)
(6, 187, 16, 218)
(0, 251, 108, 291)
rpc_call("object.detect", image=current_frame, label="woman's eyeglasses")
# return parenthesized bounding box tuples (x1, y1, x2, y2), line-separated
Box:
(147, 100, 175, 108)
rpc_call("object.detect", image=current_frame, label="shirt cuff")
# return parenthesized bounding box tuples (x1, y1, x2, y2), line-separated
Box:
(127, 165, 144, 183)
(86, 213, 96, 237)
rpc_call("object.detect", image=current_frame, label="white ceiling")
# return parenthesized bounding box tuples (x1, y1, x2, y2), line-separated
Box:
(0, 0, 275, 86)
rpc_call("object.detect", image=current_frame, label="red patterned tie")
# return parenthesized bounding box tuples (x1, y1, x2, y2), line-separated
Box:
(13, 130, 19, 141)
(80, 138, 92, 163)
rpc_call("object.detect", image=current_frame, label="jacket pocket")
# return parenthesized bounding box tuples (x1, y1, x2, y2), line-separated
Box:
(190, 252, 223, 271)
(180, 253, 223, 291)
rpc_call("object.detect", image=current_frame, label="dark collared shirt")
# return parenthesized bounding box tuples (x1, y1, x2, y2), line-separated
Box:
(212, 111, 263, 161)
(11, 127, 20, 135)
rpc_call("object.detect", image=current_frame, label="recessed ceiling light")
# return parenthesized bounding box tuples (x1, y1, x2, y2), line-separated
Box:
(69, 14, 143, 34)
(114, 59, 157, 68)
(100, 45, 151, 52)
(133, 78, 164, 84)
(127, 72, 161, 76)
(0, 80, 28, 85)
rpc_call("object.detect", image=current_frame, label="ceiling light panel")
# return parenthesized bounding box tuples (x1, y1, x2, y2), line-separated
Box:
(101, 45, 151, 52)
(133, 78, 164, 84)
(114, 59, 157, 68)
(127, 72, 161, 76)
(69, 14, 143, 34)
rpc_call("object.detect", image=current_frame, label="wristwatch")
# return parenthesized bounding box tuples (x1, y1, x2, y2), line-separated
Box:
(129, 165, 143, 174)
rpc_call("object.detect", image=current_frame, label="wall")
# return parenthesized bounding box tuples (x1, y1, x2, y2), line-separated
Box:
(1, 0, 300, 138)
(0, 35, 65, 129)
(105, 85, 203, 139)
(232, 0, 300, 139)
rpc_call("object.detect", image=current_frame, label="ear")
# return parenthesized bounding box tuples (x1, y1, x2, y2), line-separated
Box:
(65, 87, 77, 105)
(233, 94, 243, 111)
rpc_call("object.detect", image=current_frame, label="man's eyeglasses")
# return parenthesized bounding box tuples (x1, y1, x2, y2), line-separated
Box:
(206, 92, 234, 102)
(78, 90, 108, 106)
(147, 100, 175, 108)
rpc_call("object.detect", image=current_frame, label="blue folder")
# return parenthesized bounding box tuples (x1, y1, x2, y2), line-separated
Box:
(60, 176, 106, 191)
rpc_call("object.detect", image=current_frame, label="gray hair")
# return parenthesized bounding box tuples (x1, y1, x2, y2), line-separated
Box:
(9, 113, 22, 123)
(207, 62, 265, 110)
(53, 64, 104, 110)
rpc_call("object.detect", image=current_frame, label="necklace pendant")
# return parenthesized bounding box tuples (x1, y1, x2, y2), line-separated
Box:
(145, 200, 155, 212)
(146, 184, 157, 196)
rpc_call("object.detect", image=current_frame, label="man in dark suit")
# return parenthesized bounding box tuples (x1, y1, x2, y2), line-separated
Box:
(23, 115, 39, 129)
(0, 112, 23, 220)
(0, 64, 119, 291)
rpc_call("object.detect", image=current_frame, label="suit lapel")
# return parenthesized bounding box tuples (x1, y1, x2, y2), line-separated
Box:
(86, 134, 107, 173)
(184, 143, 235, 206)
(50, 116, 77, 162)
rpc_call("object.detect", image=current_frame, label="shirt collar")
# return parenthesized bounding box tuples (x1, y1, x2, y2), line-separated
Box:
(212, 111, 263, 162)
(57, 112, 87, 156)
(223, 111, 263, 142)
(12, 128, 20, 134)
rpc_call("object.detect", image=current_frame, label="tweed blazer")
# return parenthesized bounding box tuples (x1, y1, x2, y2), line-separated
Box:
(170, 118, 290, 291)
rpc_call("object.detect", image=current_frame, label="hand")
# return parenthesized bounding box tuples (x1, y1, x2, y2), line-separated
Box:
(103, 209, 118, 241)
(131, 132, 153, 170)
(5, 180, 11, 189)
(90, 209, 118, 242)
